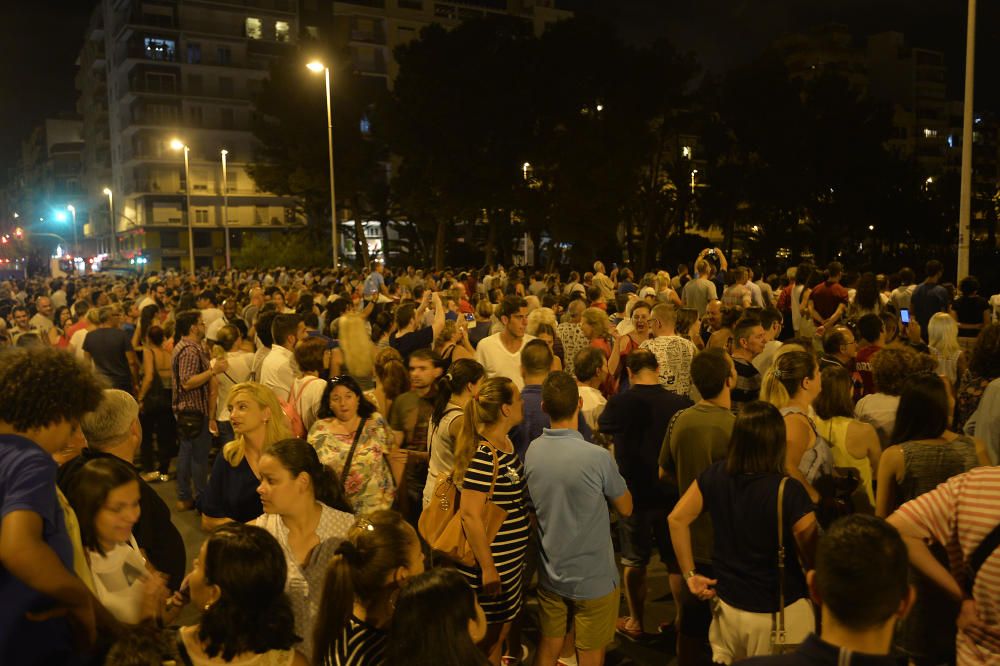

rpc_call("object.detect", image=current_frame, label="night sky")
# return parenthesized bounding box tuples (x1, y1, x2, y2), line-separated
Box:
(2, 0, 996, 189)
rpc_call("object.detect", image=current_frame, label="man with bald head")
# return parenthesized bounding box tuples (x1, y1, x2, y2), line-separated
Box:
(57, 390, 185, 590)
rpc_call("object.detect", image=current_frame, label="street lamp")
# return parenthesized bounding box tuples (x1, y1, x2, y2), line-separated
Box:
(957, 0, 976, 279)
(170, 138, 195, 272)
(221, 148, 231, 270)
(307, 59, 338, 268)
(102, 187, 116, 259)
(67, 205, 78, 258)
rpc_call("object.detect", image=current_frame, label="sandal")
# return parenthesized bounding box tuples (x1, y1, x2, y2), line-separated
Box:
(615, 616, 645, 640)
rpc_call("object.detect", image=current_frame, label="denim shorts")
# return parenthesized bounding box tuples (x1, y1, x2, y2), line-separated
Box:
(617, 507, 675, 569)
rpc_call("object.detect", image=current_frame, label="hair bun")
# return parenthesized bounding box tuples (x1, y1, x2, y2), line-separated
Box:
(335, 540, 361, 565)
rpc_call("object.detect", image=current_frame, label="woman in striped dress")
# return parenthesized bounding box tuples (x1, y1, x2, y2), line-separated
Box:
(454, 376, 530, 665)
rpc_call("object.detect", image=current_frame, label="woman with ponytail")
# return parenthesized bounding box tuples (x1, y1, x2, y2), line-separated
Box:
(254, 438, 355, 661)
(454, 377, 530, 664)
(422, 359, 486, 508)
(761, 349, 827, 503)
(312, 511, 425, 666)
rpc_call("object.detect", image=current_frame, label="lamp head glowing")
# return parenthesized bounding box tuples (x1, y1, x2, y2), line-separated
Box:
(306, 61, 325, 73)
(169, 138, 185, 151)
(103, 187, 112, 196)
(67, 204, 75, 213)
(221, 149, 228, 156)
(54, 211, 68, 223)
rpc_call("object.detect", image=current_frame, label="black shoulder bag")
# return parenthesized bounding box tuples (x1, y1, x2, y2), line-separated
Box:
(339, 417, 369, 495)
(964, 521, 1000, 596)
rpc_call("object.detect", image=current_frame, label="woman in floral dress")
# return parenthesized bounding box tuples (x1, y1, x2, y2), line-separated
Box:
(307, 375, 396, 515)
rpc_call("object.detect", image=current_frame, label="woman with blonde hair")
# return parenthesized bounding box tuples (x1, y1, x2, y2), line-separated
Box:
(813, 366, 882, 504)
(200, 382, 292, 530)
(366, 347, 409, 418)
(928, 312, 966, 389)
(761, 350, 828, 504)
(454, 377, 529, 664)
(581, 307, 619, 395)
(655, 271, 683, 307)
(335, 312, 377, 391)
(433, 320, 476, 367)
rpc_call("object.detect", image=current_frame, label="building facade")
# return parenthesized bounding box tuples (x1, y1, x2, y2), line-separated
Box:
(78, 0, 305, 271)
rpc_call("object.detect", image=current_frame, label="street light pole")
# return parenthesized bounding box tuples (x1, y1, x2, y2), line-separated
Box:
(957, 0, 976, 280)
(67, 205, 78, 257)
(103, 188, 116, 258)
(221, 149, 231, 270)
(170, 139, 194, 272)
(308, 60, 338, 269)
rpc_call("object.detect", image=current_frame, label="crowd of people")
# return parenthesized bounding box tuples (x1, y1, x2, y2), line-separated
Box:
(4, 250, 1000, 666)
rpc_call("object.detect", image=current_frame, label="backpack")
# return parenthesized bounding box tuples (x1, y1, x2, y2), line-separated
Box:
(281, 376, 320, 438)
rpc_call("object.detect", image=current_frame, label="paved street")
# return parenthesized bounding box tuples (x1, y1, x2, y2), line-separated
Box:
(152, 475, 679, 665)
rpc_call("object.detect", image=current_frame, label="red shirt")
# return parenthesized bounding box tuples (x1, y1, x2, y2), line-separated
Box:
(855, 343, 881, 397)
(65, 319, 88, 339)
(810, 280, 849, 320)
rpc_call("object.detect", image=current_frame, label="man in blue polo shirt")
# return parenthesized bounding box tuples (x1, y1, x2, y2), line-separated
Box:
(526, 371, 633, 666)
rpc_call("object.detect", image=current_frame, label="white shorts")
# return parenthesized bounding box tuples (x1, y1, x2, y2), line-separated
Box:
(709, 596, 815, 665)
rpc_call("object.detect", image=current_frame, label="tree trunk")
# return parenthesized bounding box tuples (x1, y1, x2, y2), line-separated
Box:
(434, 218, 447, 270)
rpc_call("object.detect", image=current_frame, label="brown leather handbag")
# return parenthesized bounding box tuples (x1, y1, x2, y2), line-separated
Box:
(418, 442, 508, 567)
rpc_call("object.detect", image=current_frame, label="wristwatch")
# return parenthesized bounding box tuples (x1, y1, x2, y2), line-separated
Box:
(684, 569, 697, 581)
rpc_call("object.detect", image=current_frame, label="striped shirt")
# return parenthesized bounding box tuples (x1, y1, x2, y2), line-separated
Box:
(330, 616, 386, 666)
(458, 442, 530, 623)
(895, 467, 1000, 666)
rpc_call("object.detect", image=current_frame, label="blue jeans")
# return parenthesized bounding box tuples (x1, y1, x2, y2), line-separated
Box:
(176, 419, 211, 502)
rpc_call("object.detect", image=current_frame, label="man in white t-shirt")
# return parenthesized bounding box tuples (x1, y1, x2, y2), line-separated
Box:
(197, 291, 224, 327)
(640, 303, 698, 399)
(476, 295, 534, 389)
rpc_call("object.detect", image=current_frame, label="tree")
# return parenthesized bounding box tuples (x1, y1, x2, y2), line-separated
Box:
(248, 45, 390, 267)
(383, 18, 537, 268)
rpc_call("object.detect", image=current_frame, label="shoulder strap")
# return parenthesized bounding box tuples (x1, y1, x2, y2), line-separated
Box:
(966, 521, 1000, 594)
(290, 375, 320, 404)
(339, 418, 368, 493)
(480, 440, 502, 500)
(774, 477, 789, 642)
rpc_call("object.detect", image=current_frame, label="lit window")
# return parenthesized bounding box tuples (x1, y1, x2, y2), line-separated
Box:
(144, 38, 176, 61)
(276, 21, 290, 43)
(947, 134, 955, 148)
(306, 26, 319, 39)
(682, 146, 692, 159)
(246, 17, 262, 40)
(359, 114, 371, 135)
(923, 128, 937, 138)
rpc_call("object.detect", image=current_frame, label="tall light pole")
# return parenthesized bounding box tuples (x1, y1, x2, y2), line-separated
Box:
(957, 0, 976, 280)
(170, 139, 194, 273)
(221, 148, 231, 270)
(307, 60, 338, 268)
(102, 188, 116, 259)
(66, 204, 78, 257)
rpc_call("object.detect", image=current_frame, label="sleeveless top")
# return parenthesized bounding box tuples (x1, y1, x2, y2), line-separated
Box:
(898, 436, 980, 506)
(814, 415, 874, 503)
(780, 406, 833, 483)
(423, 405, 464, 507)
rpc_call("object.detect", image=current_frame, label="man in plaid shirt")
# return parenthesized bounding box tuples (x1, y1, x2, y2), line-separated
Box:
(172, 310, 228, 511)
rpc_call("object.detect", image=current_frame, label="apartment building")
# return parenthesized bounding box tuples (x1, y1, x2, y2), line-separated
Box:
(78, 0, 304, 271)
